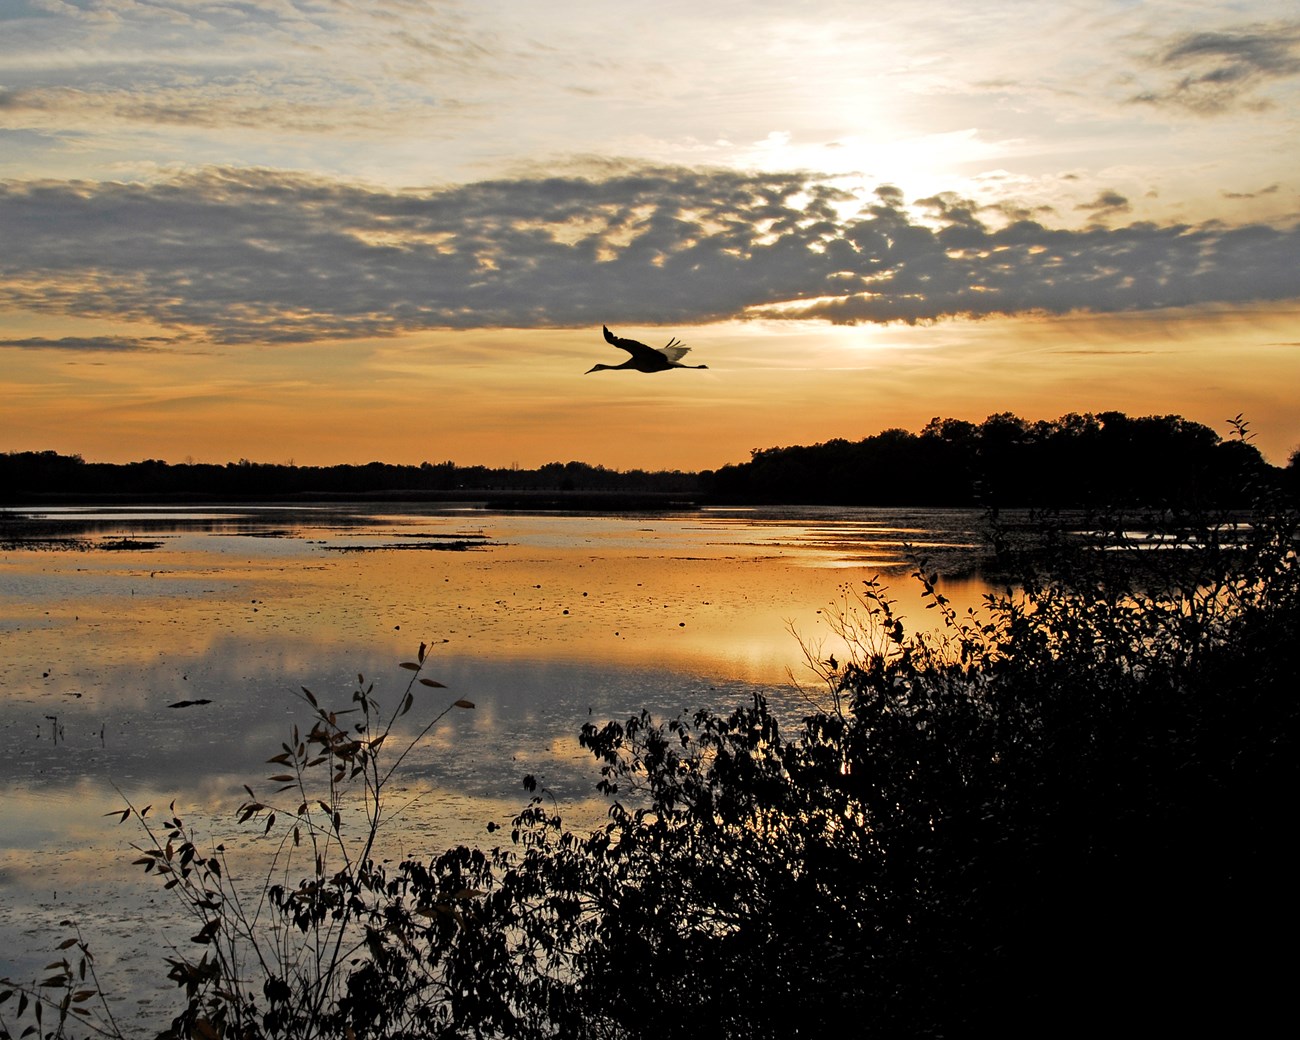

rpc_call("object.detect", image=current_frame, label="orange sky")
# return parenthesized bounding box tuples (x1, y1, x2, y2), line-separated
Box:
(5, 306, 1296, 469)
(1, 1, 1298, 469)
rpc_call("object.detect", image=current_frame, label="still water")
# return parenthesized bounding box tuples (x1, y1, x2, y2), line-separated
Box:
(0, 503, 992, 1018)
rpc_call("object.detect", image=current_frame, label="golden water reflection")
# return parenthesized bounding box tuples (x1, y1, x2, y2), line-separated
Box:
(1, 504, 995, 808)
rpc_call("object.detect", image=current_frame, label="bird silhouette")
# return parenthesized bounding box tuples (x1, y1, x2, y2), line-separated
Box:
(587, 326, 709, 373)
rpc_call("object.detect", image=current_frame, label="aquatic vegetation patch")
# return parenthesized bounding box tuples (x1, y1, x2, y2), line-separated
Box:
(323, 535, 499, 552)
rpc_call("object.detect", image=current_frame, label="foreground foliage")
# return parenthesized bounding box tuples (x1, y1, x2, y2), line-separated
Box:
(398, 504, 1297, 1038)
(3, 502, 1296, 1039)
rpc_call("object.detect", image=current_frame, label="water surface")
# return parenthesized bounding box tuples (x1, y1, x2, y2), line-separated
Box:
(0, 503, 993, 1020)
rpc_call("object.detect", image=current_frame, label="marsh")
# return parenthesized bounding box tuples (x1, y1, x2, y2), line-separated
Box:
(0, 502, 991, 1020)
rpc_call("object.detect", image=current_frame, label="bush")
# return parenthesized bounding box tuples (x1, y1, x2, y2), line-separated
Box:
(399, 502, 1297, 1038)
(3, 646, 476, 1040)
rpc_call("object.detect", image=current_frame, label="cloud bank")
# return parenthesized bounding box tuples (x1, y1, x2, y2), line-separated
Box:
(0, 335, 164, 352)
(2, 167, 1298, 344)
(1133, 22, 1300, 113)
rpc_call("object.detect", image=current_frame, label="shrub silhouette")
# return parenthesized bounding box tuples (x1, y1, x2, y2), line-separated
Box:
(396, 503, 1297, 1038)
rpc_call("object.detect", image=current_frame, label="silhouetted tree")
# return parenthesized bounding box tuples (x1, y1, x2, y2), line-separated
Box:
(707, 412, 1278, 507)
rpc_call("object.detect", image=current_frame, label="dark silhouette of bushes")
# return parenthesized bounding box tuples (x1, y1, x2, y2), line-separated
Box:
(380, 505, 1295, 1038)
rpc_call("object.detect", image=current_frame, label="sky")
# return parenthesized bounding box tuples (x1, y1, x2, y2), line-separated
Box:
(1, 0, 1298, 470)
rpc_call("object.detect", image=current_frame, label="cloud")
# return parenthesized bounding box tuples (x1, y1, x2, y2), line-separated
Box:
(0, 81, 479, 142)
(0, 0, 500, 150)
(1222, 183, 1279, 200)
(1076, 190, 1131, 219)
(0, 334, 167, 351)
(1132, 23, 1300, 113)
(1, 165, 1298, 341)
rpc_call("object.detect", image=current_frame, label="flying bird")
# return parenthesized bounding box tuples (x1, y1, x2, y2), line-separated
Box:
(587, 326, 709, 374)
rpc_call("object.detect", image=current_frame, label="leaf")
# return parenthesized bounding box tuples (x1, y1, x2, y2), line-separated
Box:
(264, 813, 276, 835)
(268, 774, 295, 783)
(419, 678, 447, 688)
(193, 1018, 221, 1040)
(191, 920, 220, 946)
(453, 699, 475, 709)
(399, 662, 420, 671)
(56, 938, 79, 950)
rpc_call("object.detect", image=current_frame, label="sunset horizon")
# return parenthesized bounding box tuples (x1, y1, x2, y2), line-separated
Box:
(3, 1, 1298, 469)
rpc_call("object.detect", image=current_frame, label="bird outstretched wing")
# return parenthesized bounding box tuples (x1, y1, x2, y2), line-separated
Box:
(602, 325, 658, 360)
(658, 338, 692, 363)
(603, 325, 688, 363)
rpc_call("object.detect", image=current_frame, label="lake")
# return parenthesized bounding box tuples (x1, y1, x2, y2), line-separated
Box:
(0, 503, 995, 1023)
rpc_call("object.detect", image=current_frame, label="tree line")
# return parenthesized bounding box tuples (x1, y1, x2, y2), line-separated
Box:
(3, 411, 1295, 506)
(0, 454, 698, 503)
(709, 411, 1291, 507)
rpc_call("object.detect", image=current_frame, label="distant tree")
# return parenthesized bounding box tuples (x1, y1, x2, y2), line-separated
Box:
(709, 412, 1277, 508)
(0, 450, 86, 501)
